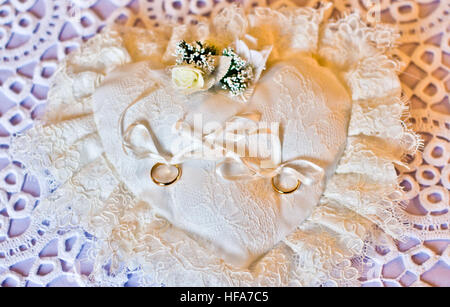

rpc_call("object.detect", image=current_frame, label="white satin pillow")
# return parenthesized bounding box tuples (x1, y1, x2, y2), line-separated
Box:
(93, 55, 351, 266)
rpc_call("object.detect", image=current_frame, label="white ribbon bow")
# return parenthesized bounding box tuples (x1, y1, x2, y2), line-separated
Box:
(177, 113, 325, 187)
(119, 84, 324, 189)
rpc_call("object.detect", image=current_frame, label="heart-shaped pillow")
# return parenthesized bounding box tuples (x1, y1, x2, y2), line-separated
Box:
(92, 54, 351, 266)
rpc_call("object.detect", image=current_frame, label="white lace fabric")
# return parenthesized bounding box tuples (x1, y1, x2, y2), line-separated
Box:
(1, 0, 448, 287)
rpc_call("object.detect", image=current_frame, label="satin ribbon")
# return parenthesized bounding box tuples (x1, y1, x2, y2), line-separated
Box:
(119, 84, 324, 188)
(176, 113, 325, 187)
(119, 84, 201, 165)
(174, 112, 272, 160)
(216, 157, 324, 186)
(121, 121, 201, 165)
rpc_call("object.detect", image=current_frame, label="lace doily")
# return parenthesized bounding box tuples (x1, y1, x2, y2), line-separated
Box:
(0, 0, 448, 287)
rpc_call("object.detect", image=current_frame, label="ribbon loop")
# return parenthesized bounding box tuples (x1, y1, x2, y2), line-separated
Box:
(275, 159, 324, 186)
(119, 84, 202, 166)
(216, 157, 324, 187)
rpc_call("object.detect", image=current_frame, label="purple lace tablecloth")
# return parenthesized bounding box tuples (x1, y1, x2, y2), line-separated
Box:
(0, 0, 448, 287)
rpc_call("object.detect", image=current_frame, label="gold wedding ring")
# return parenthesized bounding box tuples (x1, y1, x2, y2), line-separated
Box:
(150, 163, 182, 187)
(271, 176, 301, 194)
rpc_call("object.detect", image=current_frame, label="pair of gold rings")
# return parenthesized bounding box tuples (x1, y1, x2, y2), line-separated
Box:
(150, 163, 302, 194)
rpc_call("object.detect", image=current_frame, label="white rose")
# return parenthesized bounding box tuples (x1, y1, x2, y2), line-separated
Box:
(171, 65, 205, 93)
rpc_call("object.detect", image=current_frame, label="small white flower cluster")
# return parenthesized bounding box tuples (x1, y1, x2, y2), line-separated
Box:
(175, 41, 217, 74)
(172, 41, 255, 97)
(220, 48, 254, 96)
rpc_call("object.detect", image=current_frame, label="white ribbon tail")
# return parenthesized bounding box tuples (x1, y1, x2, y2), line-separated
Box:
(277, 159, 325, 186)
(216, 157, 324, 187)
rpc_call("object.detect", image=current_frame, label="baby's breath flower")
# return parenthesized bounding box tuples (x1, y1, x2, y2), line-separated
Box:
(220, 48, 254, 96)
(175, 41, 217, 74)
